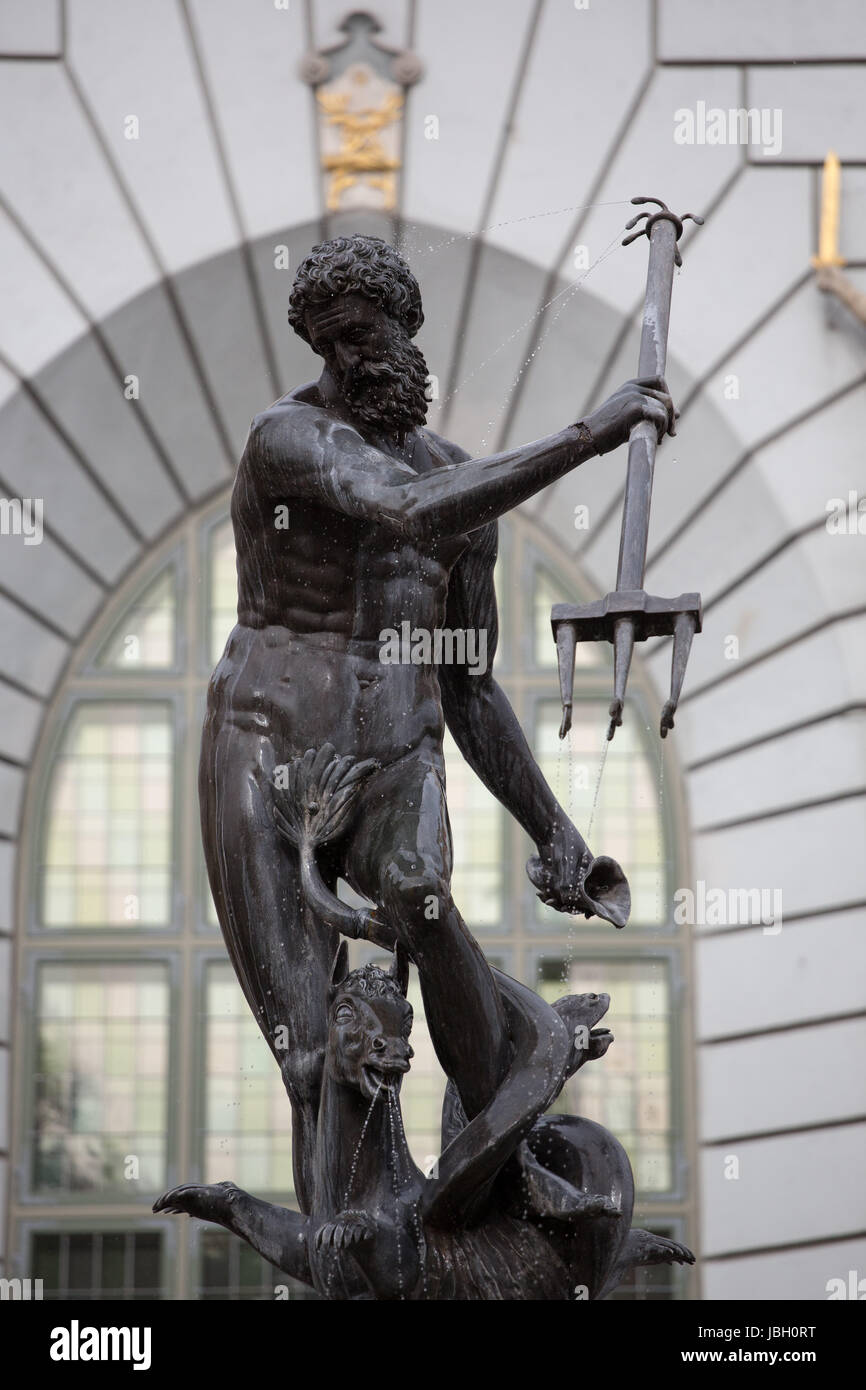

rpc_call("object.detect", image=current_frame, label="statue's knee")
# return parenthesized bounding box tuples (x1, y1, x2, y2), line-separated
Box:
(381, 859, 451, 942)
(279, 1045, 324, 1111)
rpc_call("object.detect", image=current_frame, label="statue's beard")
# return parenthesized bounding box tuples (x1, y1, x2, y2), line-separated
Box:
(342, 337, 429, 445)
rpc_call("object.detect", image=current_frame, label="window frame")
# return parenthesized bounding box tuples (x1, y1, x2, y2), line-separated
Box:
(81, 548, 187, 681)
(16, 950, 181, 1208)
(194, 949, 296, 1201)
(528, 944, 689, 1205)
(21, 1218, 176, 1301)
(25, 691, 185, 939)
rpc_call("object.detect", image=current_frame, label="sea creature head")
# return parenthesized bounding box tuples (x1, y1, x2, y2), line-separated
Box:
(326, 942, 414, 1100)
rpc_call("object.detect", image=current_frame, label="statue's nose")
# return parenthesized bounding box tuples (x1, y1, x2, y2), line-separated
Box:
(371, 1035, 411, 1070)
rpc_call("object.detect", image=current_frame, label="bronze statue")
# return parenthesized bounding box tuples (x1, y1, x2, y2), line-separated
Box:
(156, 752, 693, 1299)
(156, 233, 693, 1298)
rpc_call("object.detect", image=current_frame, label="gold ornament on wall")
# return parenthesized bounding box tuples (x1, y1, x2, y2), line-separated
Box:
(812, 150, 866, 329)
(302, 12, 422, 217)
(318, 78, 403, 212)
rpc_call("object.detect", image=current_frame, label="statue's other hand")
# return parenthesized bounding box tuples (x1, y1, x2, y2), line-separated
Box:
(527, 821, 593, 916)
(583, 376, 677, 455)
(315, 1210, 376, 1253)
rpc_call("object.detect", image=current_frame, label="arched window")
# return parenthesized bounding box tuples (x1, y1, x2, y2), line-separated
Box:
(14, 494, 694, 1300)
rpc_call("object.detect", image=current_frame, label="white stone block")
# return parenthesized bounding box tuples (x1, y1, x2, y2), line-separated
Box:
(66, 0, 238, 274)
(700, 1123, 866, 1254)
(699, 1018, 866, 1141)
(702, 1236, 866, 1300)
(749, 65, 866, 164)
(659, 0, 866, 62)
(696, 910, 866, 1039)
(0, 0, 59, 55)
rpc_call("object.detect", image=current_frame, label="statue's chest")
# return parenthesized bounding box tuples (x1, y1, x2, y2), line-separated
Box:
(372, 433, 471, 573)
(356, 528, 468, 591)
(356, 437, 470, 592)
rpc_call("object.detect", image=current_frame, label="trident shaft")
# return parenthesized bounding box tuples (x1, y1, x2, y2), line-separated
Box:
(552, 197, 704, 741)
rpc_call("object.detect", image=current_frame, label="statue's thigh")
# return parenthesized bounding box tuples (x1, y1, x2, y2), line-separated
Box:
(342, 755, 453, 905)
(200, 724, 336, 1048)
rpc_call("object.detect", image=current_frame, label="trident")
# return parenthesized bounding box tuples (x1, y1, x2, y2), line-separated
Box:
(552, 197, 704, 742)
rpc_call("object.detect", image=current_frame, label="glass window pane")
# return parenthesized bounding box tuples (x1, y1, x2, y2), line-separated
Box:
(204, 963, 293, 1195)
(31, 1231, 164, 1300)
(132, 1232, 162, 1295)
(198, 1229, 317, 1300)
(67, 1233, 95, 1291)
(442, 730, 503, 927)
(31, 962, 170, 1196)
(40, 703, 174, 927)
(537, 956, 674, 1194)
(399, 969, 447, 1176)
(209, 519, 237, 664)
(101, 1233, 126, 1290)
(95, 568, 177, 670)
(533, 566, 603, 670)
(30, 1232, 61, 1289)
(535, 699, 665, 926)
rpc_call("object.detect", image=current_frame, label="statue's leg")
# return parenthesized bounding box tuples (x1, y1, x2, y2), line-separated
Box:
(343, 754, 511, 1121)
(199, 719, 338, 1212)
(154, 1182, 312, 1286)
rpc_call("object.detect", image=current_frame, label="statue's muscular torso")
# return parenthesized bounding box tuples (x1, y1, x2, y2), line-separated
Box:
(210, 385, 476, 768)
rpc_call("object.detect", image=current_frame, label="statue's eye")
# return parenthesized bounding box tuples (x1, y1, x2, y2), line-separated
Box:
(335, 1004, 354, 1024)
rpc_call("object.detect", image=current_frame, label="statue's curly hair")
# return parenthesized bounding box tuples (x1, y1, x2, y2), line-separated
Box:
(337, 964, 412, 1013)
(288, 235, 424, 345)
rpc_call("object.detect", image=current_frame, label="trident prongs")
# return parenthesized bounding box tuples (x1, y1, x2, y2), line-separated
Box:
(608, 617, 635, 741)
(622, 197, 704, 266)
(660, 610, 699, 738)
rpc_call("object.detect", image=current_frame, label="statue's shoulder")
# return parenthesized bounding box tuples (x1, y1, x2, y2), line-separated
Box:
(248, 384, 336, 451)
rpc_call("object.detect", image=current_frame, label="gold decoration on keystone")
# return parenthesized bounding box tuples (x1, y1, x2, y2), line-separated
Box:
(301, 11, 422, 216)
(318, 77, 403, 212)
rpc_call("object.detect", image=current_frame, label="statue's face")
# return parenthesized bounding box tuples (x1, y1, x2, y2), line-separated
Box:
(327, 988, 414, 1100)
(306, 290, 430, 444)
(306, 292, 395, 379)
